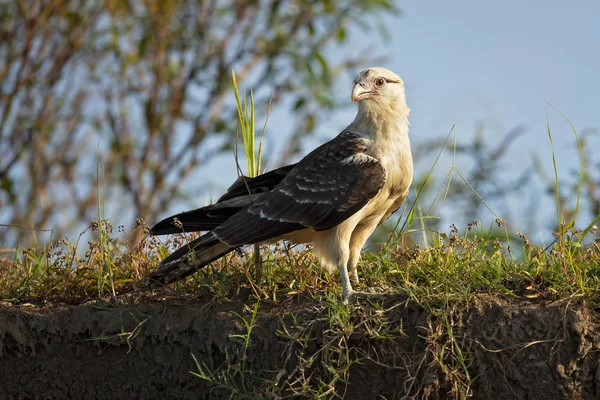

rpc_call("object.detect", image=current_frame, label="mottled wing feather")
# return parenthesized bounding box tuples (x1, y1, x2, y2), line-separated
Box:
(149, 164, 295, 235)
(218, 163, 297, 202)
(149, 205, 238, 235)
(141, 232, 235, 285)
(213, 132, 386, 246)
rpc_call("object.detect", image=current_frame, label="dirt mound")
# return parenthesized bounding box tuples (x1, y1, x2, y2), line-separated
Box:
(0, 295, 598, 399)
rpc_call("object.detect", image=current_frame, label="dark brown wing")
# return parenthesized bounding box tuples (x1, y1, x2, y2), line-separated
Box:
(218, 163, 296, 201)
(149, 204, 245, 235)
(213, 132, 386, 246)
(149, 164, 296, 235)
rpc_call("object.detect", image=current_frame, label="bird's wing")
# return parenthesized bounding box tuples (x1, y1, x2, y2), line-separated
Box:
(218, 163, 297, 202)
(149, 163, 296, 235)
(213, 131, 387, 246)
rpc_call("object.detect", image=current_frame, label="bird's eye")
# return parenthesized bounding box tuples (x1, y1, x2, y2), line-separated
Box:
(375, 77, 385, 87)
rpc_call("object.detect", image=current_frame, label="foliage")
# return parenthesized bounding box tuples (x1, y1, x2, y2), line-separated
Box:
(0, 0, 397, 247)
(403, 113, 599, 242)
(231, 68, 269, 282)
(1, 213, 599, 398)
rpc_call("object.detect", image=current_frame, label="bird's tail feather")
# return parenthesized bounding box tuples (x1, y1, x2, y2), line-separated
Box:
(138, 232, 233, 288)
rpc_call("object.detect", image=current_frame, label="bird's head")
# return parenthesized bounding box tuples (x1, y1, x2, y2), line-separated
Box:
(349, 67, 410, 134)
(351, 67, 407, 111)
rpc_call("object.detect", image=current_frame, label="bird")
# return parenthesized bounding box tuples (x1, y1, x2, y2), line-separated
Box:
(141, 67, 413, 302)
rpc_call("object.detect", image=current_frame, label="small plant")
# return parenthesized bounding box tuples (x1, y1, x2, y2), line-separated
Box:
(231, 69, 270, 284)
(191, 300, 262, 398)
(88, 311, 150, 354)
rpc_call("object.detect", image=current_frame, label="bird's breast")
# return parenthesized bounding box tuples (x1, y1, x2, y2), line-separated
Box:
(375, 138, 413, 198)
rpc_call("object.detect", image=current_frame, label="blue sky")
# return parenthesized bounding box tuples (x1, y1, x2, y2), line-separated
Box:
(165, 0, 599, 241)
(381, 0, 599, 235)
(386, 0, 598, 151)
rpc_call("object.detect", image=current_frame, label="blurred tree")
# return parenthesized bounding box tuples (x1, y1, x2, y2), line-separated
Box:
(0, 0, 398, 247)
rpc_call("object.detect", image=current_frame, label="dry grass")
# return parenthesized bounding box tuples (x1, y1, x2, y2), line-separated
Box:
(1, 216, 598, 307)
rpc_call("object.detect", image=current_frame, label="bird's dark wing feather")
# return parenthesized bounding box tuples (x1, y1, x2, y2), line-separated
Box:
(140, 231, 235, 286)
(213, 132, 386, 246)
(149, 205, 242, 235)
(218, 163, 297, 202)
(149, 164, 296, 235)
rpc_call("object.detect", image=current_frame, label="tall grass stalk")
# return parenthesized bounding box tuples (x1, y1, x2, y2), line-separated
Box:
(387, 126, 457, 247)
(546, 102, 585, 229)
(545, 111, 561, 229)
(96, 150, 116, 299)
(544, 104, 599, 249)
(232, 70, 269, 283)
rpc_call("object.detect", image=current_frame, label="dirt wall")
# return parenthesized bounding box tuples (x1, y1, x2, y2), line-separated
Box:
(0, 296, 598, 399)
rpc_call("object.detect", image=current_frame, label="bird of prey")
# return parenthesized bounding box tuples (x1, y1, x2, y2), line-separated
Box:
(141, 67, 413, 302)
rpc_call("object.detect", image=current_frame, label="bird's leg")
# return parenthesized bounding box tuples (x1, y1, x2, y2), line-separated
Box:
(341, 260, 388, 303)
(338, 263, 355, 303)
(347, 245, 361, 286)
(348, 262, 360, 285)
(348, 223, 380, 287)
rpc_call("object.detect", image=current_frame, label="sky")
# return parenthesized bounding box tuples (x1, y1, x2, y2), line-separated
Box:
(222, 0, 600, 239)
(384, 0, 598, 156)
(380, 0, 599, 235)
(139, 0, 600, 242)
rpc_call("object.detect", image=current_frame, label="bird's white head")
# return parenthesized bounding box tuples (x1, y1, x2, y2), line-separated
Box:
(352, 68, 410, 132)
(351, 67, 410, 128)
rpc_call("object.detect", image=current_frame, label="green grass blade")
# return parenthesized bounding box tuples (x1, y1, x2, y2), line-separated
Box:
(389, 125, 457, 243)
(545, 110, 561, 226)
(546, 101, 584, 227)
(579, 213, 600, 244)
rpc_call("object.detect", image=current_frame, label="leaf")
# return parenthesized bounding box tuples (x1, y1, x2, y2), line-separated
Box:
(315, 51, 328, 77)
(139, 32, 150, 57)
(336, 27, 346, 42)
(1, 177, 14, 199)
(294, 98, 306, 110)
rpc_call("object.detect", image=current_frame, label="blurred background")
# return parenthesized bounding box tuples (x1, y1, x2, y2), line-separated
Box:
(1, 0, 598, 249)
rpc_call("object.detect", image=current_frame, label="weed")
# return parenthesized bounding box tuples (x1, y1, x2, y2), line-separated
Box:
(231, 69, 270, 284)
(191, 300, 262, 398)
(88, 310, 150, 354)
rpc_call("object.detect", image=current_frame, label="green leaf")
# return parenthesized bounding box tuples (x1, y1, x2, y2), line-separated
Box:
(336, 27, 346, 42)
(294, 98, 306, 110)
(139, 32, 150, 57)
(1, 177, 14, 198)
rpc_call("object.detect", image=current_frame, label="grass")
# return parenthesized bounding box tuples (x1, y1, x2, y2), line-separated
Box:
(1, 217, 598, 305)
(1, 203, 598, 399)
(232, 68, 269, 284)
(1, 96, 599, 398)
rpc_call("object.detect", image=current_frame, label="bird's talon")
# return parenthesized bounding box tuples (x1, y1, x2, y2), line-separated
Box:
(342, 290, 356, 304)
(342, 289, 387, 304)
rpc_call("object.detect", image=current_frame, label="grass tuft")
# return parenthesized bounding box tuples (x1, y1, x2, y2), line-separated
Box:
(231, 69, 270, 284)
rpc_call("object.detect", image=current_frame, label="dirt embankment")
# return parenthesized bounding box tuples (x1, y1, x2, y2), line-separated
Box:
(0, 295, 599, 400)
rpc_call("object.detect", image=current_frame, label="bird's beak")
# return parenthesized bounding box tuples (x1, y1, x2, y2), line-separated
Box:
(351, 83, 370, 102)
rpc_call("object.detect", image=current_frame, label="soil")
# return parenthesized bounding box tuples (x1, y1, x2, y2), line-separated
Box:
(1, 294, 599, 400)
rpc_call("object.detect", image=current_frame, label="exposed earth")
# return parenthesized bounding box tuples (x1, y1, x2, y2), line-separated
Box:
(1, 293, 599, 399)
